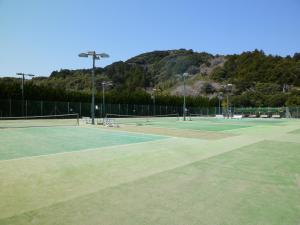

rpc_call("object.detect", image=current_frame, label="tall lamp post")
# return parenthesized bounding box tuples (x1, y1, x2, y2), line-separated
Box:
(79, 51, 109, 124)
(179, 72, 189, 121)
(151, 88, 156, 116)
(16, 73, 35, 116)
(102, 81, 113, 118)
(226, 84, 233, 118)
(218, 92, 223, 115)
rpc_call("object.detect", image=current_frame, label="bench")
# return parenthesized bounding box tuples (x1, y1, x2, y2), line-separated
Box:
(82, 117, 92, 124)
(260, 114, 269, 118)
(248, 114, 257, 118)
(215, 114, 224, 119)
(271, 115, 281, 119)
(232, 115, 243, 119)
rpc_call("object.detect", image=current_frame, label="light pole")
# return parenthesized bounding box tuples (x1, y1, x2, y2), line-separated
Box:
(16, 73, 35, 116)
(226, 84, 233, 118)
(180, 72, 189, 121)
(152, 88, 156, 116)
(79, 51, 109, 124)
(102, 81, 113, 118)
(218, 92, 223, 115)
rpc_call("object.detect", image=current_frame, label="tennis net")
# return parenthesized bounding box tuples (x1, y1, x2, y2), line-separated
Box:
(103, 113, 179, 126)
(0, 114, 79, 128)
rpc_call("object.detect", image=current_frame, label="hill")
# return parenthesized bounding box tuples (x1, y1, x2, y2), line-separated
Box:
(0, 49, 300, 107)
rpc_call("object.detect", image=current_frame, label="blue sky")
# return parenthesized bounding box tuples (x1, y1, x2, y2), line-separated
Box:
(0, 0, 299, 76)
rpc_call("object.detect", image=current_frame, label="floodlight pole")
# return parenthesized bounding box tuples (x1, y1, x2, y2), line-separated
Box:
(218, 92, 223, 115)
(219, 97, 221, 114)
(91, 55, 96, 124)
(16, 73, 35, 116)
(102, 82, 105, 118)
(101, 81, 113, 118)
(226, 84, 232, 118)
(182, 73, 189, 121)
(227, 95, 229, 117)
(152, 88, 156, 116)
(79, 51, 109, 124)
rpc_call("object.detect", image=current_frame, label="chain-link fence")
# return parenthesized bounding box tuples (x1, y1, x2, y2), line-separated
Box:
(0, 99, 299, 118)
(0, 99, 184, 118)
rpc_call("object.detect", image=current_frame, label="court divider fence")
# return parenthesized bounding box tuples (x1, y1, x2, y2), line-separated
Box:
(0, 99, 299, 118)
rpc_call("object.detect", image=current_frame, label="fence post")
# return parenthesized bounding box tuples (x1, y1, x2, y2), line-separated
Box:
(25, 100, 28, 117)
(79, 102, 82, 117)
(9, 99, 12, 117)
(68, 102, 70, 114)
(40, 101, 43, 116)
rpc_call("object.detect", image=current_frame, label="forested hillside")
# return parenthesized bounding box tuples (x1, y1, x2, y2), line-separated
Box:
(1, 49, 299, 107)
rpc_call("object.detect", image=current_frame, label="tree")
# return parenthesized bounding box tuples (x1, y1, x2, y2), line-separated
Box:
(201, 82, 215, 94)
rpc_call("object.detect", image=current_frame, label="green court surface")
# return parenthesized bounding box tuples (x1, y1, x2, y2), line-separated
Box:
(0, 126, 167, 160)
(146, 120, 251, 131)
(0, 118, 300, 225)
(112, 116, 286, 132)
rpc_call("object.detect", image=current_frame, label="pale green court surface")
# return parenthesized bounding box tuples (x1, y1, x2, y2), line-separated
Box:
(0, 126, 167, 160)
(0, 118, 300, 225)
(111, 116, 286, 132)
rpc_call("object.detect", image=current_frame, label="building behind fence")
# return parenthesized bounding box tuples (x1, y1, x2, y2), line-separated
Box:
(0, 99, 299, 118)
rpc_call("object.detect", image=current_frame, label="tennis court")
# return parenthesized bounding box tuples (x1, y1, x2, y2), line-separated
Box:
(0, 126, 168, 160)
(0, 115, 300, 225)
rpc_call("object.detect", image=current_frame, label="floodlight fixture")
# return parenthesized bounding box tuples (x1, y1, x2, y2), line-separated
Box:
(97, 53, 110, 58)
(78, 53, 88, 58)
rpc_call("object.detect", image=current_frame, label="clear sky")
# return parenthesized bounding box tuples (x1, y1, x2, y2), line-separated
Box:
(0, 0, 299, 77)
